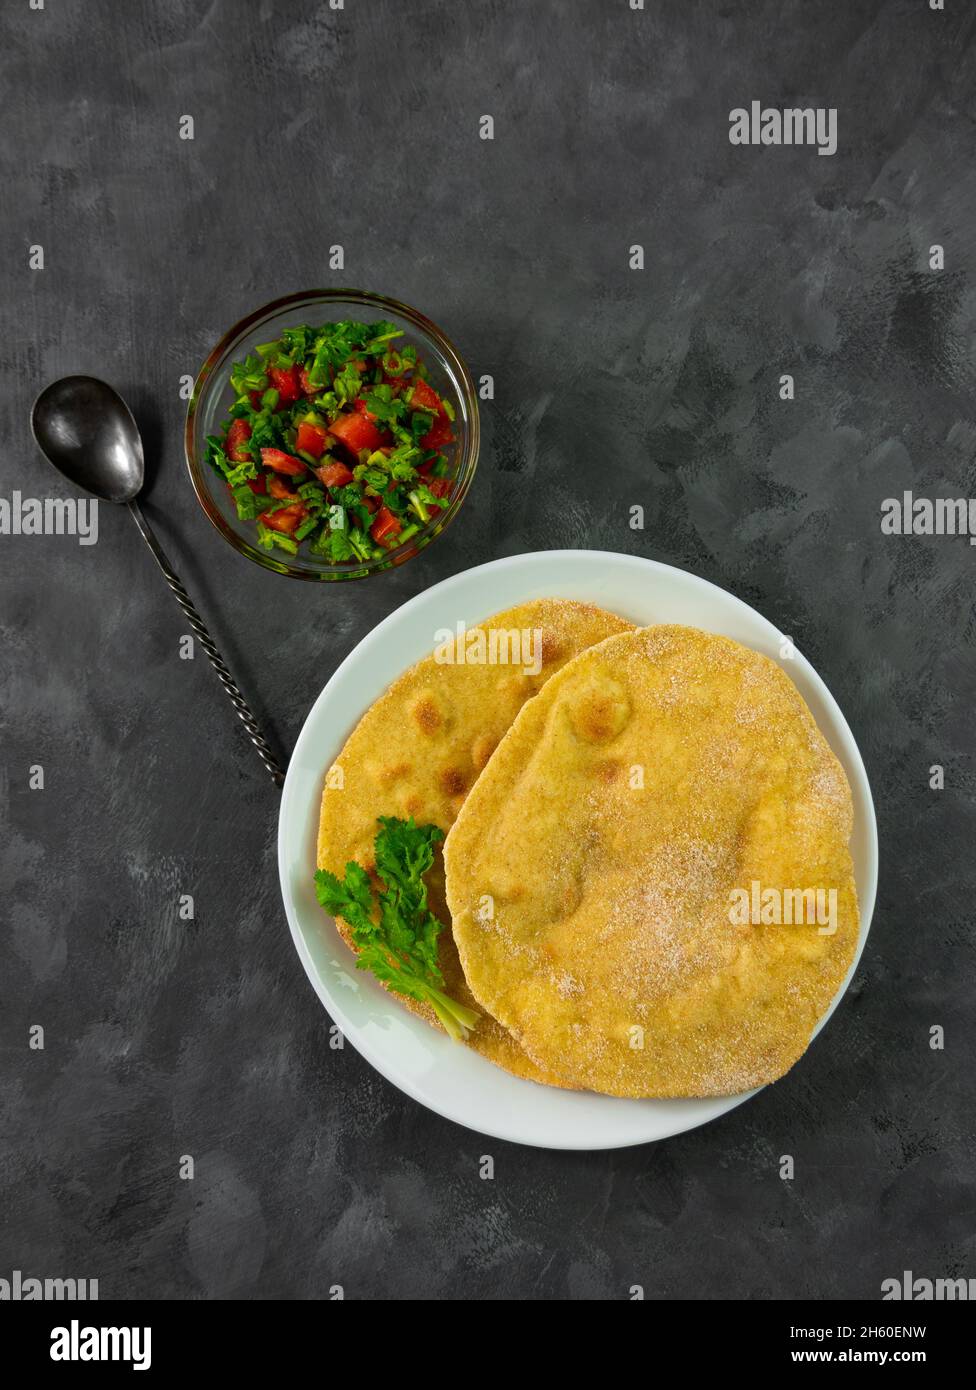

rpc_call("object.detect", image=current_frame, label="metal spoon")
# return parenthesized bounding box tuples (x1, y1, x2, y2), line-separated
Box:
(31, 375, 286, 787)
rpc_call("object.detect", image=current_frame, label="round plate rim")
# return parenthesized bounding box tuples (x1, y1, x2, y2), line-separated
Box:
(277, 550, 878, 1150)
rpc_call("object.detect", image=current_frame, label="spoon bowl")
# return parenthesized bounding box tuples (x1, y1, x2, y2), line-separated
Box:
(31, 375, 144, 503)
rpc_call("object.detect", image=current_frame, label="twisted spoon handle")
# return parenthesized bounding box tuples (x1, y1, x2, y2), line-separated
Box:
(127, 499, 286, 787)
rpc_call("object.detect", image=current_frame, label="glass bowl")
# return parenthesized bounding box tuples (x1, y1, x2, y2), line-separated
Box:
(185, 289, 480, 581)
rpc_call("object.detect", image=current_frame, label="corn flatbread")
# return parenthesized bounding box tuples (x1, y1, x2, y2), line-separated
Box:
(444, 625, 859, 1098)
(317, 598, 634, 1085)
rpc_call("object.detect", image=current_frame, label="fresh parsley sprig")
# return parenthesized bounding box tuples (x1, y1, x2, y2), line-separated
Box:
(315, 817, 480, 1041)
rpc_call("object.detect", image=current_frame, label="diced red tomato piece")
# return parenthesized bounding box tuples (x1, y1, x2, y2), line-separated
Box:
(353, 397, 378, 422)
(382, 371, 409, 391)
(370, 505, 402, 546)
(263, 503, 306, 534)
(245, 475, 266, 495)
(260, 448, 306, 476)
(424, 477, 452, 512)
(267, 474, 299, 500)
(409, 378, 443, 415)
(316, 461, 354, 489)
(226, 419, 252, 462)
(268, 363, 302, 406)
(329, 411, 383, 455)
(299, 365, 320, 396)
(295, 421, 329, 459)
(249, 390, 264, 410)
(420, 415, 455, 449)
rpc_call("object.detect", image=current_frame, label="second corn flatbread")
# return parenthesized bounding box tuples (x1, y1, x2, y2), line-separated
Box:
(445, 624, 860, 1098)
(317, 598, 633, 1085)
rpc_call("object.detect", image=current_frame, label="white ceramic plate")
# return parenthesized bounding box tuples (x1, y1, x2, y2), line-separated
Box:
(278, 551, 878, 1149)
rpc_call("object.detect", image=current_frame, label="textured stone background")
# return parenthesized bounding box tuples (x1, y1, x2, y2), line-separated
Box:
(1, 0, 974, 1300)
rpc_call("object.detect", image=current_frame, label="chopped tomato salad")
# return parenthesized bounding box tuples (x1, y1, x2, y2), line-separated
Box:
(205, 320, 457, 561)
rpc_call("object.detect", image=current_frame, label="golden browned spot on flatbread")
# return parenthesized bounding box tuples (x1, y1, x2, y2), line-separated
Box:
(470, 734, 497, 772)
(593, 758, 621, 785)
(437, 765, 468, 797)
(378, 761, 412, 785)
(539, 629, 565, 666)
(567, 675, 631, 743)
(317, 598, 634, 1087)
(444, 625, 860, 1099)
(411, 693, 443, 735)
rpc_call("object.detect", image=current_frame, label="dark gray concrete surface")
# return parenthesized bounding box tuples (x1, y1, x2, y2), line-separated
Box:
(1, 0, 974, 1301)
